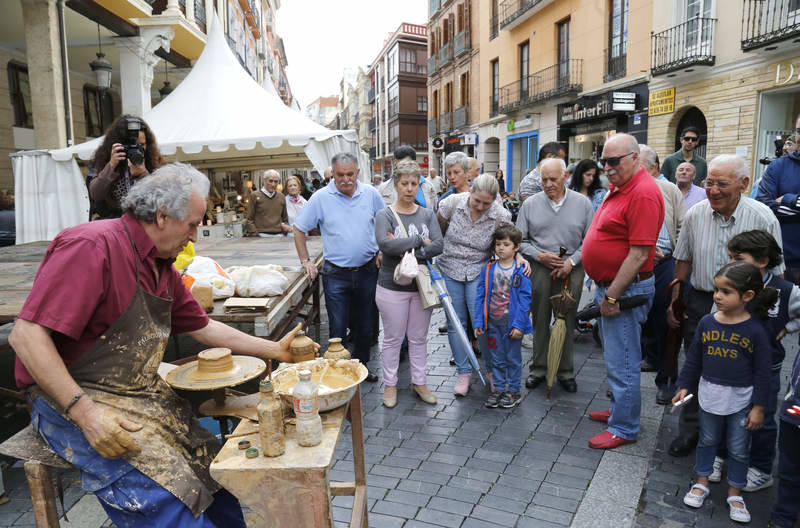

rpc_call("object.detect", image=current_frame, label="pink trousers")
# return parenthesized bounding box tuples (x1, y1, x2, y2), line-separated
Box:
(375, 285, 432, 387)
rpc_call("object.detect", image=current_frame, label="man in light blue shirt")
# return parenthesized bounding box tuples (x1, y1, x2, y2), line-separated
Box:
(294, 152, 385, 379)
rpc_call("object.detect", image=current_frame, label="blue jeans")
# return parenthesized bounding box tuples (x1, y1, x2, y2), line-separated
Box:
(696, 406, 752, 489)
(487, 321, 522, 393)
(321, 260, 378, 365)
(32, 398, 245, 528)
(642, 258, 675, 388)
(770, 419, 800, 527)
(594, 277, 654, 440)
(443, 274, 488, 375)
(749, 368, 782, 473)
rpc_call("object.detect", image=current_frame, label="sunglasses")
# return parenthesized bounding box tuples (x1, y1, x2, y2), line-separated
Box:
(599, 152, 635, 167)
(682, 136, 699, 142)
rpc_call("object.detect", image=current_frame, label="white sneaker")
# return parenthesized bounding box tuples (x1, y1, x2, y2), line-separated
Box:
(708, 456, 724, 483)
(522, 333, 534, 349)
(727, 495, 751, 523)
(743, 466, 774, 492)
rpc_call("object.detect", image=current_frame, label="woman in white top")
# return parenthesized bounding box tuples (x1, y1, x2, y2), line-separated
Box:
(284, 175, 308, 227)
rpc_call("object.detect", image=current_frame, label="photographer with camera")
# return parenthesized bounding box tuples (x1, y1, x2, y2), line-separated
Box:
(88, 115, 164, 219)
(756, 115, 800, 283)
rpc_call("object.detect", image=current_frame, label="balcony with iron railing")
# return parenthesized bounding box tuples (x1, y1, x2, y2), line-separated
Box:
(498, 60, 582, 114)
(604, 43, 627, 83)
(490, 15, 499, 40)
(454, 30, 471, 57)
(428, 54, 438, 75)
(439, 42, 453, 68)
(400, 61, 427, 75)
(453, 105, 470, 129)
(369, 117, 376, 131)
(440, 112, 453, 134)
(742, 0, 800, 50)
(489, 96, 500, 118)
(367, 87, 375, 103)
(651, 16, 716, 76)
(388, 97, 399, 118)
(499, 0, 555, 31)
(428, 117, 438, 136)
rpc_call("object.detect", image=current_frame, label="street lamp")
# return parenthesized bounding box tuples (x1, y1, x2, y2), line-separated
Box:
(158, 61, 174, 99)
(89, 24, 112, 90)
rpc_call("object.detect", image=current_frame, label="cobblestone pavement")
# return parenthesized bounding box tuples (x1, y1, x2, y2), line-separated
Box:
(0, 294, 792, 527)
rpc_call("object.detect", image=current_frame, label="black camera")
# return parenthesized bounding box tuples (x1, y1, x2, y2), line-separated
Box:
(124, 117, 145, 167)
(759, 138, 787, 166)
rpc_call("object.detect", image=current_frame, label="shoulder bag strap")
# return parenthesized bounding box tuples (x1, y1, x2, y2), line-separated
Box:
(389, 205, 409, 238)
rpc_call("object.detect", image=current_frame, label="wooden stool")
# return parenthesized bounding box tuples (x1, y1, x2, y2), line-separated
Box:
(0, 425, 73, 528)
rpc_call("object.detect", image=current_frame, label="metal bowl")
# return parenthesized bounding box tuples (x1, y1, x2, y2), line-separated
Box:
(271, 358, 368, 412)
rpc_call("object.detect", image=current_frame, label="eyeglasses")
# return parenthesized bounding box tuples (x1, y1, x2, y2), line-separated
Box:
(599, 152, 635, 167)
(682, 136, 699, 142)
(703, 179, 733, 189)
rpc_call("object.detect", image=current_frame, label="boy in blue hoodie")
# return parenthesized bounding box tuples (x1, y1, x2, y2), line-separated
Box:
(475, 225, 533, 408)
(769, 346, 800, 527)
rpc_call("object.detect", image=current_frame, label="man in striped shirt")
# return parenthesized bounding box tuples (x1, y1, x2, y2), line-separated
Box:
(666, 154, 783, 458)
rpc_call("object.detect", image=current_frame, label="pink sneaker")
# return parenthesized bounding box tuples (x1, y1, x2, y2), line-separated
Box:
(454, 374, 471, 396)
(486, 372, 495, 392)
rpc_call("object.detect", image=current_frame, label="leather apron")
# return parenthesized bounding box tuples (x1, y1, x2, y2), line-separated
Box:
(32, 220, 220, 517)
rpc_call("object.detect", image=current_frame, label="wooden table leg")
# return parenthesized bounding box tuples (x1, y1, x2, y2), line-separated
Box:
(24, 461, 60, 528)
(347, 385, 368, 527)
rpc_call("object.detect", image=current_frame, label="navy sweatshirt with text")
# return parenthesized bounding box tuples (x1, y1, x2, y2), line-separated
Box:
(677, 314, 772, 408)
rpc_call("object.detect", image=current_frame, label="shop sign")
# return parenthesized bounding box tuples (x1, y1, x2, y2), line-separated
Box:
(559, 96, 612, 124)
(775, 61, 800, 86)
(445, 137, 461, 145)
(648, 88, 675, 116)
(612, 92, 636, 112)
(460, 133, 479, 146)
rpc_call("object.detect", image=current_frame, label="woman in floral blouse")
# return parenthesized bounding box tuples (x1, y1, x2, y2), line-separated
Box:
(437, 173, 528, 396)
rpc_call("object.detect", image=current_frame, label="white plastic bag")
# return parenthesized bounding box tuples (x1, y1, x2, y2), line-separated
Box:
(227, 265, 290, 297)
(393, 248, 418, 286)
(183, 256, 236, 299)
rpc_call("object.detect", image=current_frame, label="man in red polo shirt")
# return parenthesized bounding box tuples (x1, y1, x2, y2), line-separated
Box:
(582, 133, 664, 449)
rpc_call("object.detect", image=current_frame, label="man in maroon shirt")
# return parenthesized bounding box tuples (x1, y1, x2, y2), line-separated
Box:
(582, 134, 664, 450)
(9, 163, 308, 527)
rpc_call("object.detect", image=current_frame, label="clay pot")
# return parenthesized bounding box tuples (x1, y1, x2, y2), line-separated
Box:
(289, 330, 316, 362)
(323, 338, 351, 360)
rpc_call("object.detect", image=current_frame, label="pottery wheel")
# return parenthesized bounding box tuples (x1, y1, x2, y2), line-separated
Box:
(166, 348, 266, 391)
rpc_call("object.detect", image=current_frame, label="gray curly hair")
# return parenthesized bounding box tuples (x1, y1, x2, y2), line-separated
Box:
(121, 162, 210, 223)
(444, 151, 469, 172)
(393, 160, 421, 184)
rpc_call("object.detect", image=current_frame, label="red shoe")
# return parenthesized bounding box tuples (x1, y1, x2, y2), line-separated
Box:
(588, 410, 611, 423)
(589, 431, 635, 449)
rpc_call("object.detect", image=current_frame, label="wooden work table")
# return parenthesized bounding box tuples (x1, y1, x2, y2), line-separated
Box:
(0, 236, 324, 340)
(210, 387, 368, 528)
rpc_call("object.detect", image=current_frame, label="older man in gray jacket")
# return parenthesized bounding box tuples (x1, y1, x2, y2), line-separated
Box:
(517, 158, 594, 393)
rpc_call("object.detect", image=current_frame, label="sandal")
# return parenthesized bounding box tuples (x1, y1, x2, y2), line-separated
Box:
(727, 495, 751, 523)
(683, 483, 710, 508)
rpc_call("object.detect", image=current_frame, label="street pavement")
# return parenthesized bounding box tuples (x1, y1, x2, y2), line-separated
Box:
(0, 293, 794, 527)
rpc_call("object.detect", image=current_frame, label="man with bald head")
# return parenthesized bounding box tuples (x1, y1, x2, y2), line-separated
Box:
(245, 169, 291, 236)
(517, 158, 593, 393)
(666, 154, 783, 459)
(582, 133, 665, 449)
(675, 161, 706, 210)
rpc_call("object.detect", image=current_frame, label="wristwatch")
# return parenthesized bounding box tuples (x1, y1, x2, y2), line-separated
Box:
(604, 295, 618, 305)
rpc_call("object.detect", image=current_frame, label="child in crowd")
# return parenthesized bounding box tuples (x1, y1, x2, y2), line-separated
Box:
(769, 343, 800, 527)
(725, 230, 800, 492)
(474, 225, 532, 409)
(675, 261, 775, 523)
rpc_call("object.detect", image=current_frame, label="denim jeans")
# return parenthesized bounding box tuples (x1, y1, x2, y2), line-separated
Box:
(749, 368, 782, 473)
(696, 406, 752, 489)
(321, 261, 378, 365)
(770, 419, 800, 528)
(594, 277, 654, 440)
(442, 274, 489, 375)
(487, 321, 522, 393)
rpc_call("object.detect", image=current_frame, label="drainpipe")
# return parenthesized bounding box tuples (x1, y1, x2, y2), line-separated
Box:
(56, 0, 73, 146)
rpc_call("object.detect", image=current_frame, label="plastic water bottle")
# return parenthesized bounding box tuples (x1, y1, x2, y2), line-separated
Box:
(257, 379, 285, 457)
(293, 369, 322, 447)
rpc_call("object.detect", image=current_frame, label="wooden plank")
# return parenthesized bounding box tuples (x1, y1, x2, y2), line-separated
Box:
(330, 482, 356, 496)
(24, 461, 60, 528)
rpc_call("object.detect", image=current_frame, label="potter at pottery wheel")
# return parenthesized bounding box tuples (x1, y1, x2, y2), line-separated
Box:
(166, 347, 266, 391)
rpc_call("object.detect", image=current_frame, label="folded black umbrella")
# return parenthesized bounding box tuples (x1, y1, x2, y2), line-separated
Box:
(576, 294, 651, 321)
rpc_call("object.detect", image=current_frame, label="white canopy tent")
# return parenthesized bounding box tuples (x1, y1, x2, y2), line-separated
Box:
(11, 12, 368, 244)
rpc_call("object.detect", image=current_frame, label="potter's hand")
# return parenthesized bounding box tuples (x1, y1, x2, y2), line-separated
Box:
(278, 323, 320, 363)
(72, 399, 142, 459)
(303, 260, 318, 280)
